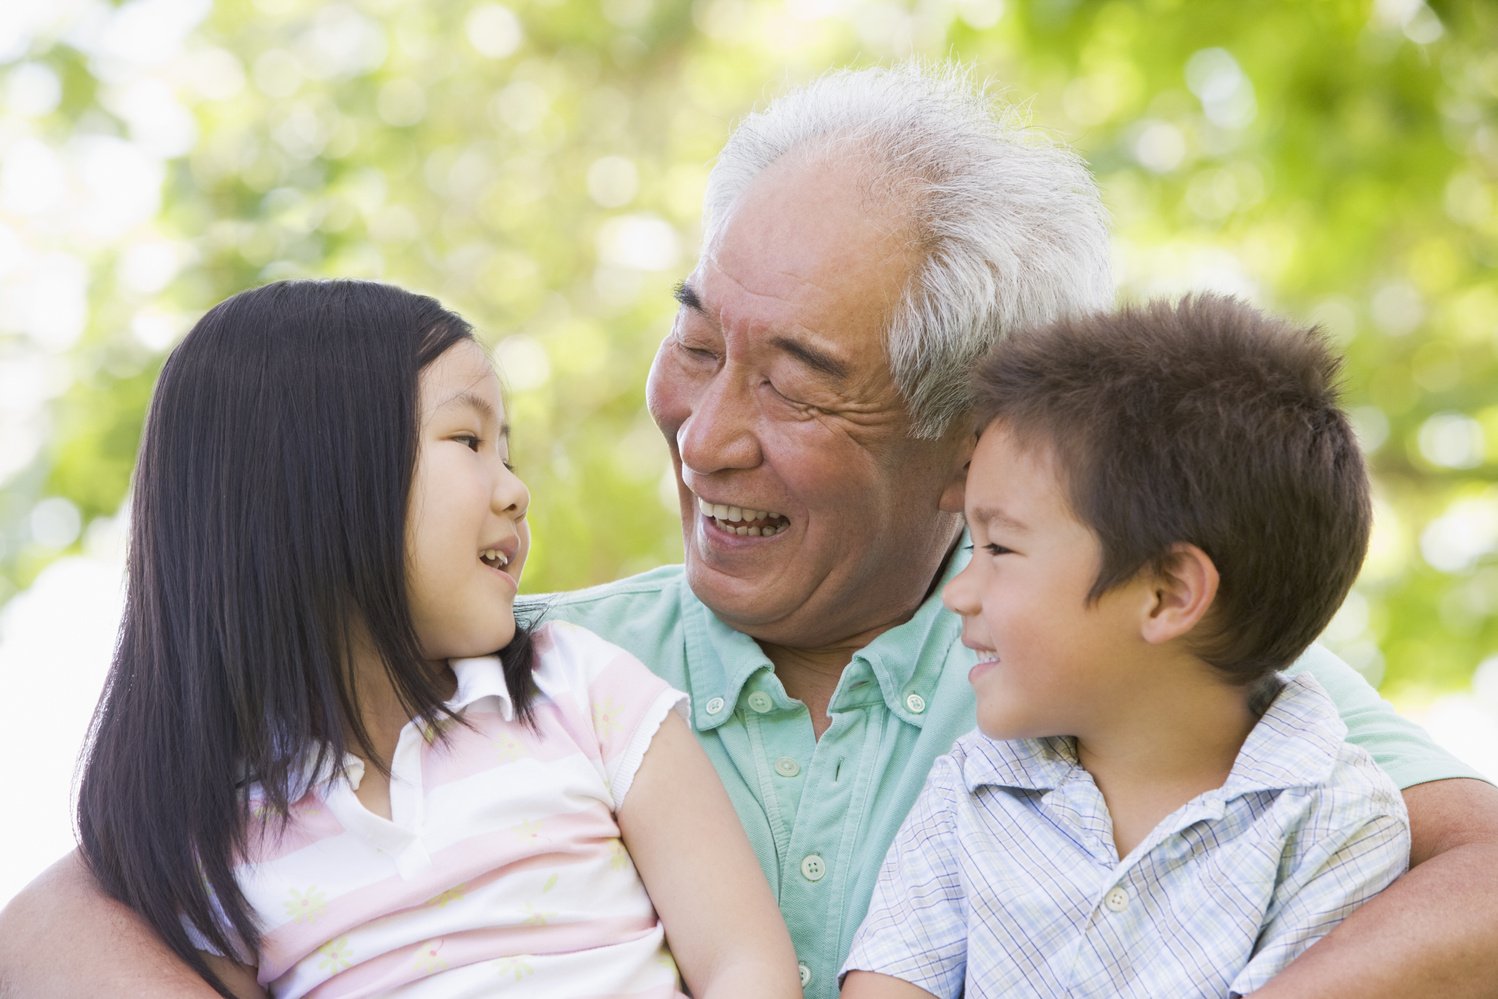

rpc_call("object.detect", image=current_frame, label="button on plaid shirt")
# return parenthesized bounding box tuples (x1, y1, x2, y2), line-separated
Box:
(842, 674, 1410, 998)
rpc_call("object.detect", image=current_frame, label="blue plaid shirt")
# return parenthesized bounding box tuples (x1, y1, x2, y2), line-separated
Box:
(843, 674, 1410, 998)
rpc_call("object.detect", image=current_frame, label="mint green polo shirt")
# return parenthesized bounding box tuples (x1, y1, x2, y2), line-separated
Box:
(530, 552, 1478, 999)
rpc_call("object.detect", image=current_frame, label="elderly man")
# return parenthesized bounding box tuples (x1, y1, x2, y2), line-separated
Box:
(4, 65, 1497, 999)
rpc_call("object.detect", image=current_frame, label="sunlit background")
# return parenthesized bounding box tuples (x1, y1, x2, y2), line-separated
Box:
(2, 0, 1496, 907)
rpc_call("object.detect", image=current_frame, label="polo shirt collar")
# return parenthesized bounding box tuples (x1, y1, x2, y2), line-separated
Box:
(678, 533, 970, 732)
(961, 735, 1078, 793)
(961, 673, 1346, 797)
(682, 599, 775, 731)
(1220, 672, 1346, 794)
(447, 654, 517, 719)
(859, 538, 968, 729)
(288, 656, 512, 794)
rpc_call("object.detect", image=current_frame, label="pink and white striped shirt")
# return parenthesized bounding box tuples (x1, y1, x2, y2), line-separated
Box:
(222, 621, 689, 998)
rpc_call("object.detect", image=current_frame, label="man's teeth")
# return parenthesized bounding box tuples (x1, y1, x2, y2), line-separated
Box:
(695, 496, 789, 537)
(480, 549, 510, 568)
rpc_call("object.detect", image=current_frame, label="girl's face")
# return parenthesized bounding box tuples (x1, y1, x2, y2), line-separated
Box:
(405, 340, 530, 663)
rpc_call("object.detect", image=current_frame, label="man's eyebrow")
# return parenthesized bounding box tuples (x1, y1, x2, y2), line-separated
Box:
(768, 334, 850, 381)
(674, 278, 849, 381)
(673, 280, 704, 314)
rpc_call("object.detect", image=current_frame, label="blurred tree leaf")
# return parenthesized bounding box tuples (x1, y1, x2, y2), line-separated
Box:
(2, 0, 1493, 699)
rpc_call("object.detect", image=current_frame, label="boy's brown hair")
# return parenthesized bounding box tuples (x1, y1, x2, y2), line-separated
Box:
(972, 294, 1371, 699)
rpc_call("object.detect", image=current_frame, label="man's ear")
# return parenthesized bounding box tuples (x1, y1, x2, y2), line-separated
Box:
(937, 431, 978, 515)
(1140, 543, 1219, 645)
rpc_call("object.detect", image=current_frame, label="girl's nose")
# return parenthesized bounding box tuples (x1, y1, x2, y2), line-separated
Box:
(495, 464, 529, 517)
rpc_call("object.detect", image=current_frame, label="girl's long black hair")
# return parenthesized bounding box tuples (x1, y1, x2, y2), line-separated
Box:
(76, 280, 537, 996)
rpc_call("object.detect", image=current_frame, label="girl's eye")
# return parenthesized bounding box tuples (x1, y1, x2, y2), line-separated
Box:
(984, 543, 1013, 556)
(454, 434, 482, 451)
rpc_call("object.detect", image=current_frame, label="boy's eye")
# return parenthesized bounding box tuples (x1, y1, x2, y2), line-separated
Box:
(984, 543, 1013, 556)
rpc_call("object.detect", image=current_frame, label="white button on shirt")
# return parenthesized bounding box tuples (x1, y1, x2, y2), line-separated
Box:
(801, 854, 826, 882)
(747, 691, 774, 713)
(1103, 887, 1128, 913)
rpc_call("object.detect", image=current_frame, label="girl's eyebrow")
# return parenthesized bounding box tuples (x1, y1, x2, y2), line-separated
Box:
(439, 390, 499, 423)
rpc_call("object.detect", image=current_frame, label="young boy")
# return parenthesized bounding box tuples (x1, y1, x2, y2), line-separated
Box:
(840, 295, 1410, 999)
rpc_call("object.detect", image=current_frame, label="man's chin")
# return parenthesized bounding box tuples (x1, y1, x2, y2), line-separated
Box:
(683, 557, 796, 633)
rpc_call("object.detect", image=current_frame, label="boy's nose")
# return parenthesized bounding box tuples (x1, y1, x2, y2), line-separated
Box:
(941, 564, 978, 615)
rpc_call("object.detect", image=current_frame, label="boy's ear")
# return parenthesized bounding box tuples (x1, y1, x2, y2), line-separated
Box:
(1140, 543, 1219, 645)
(937, 430, 978, 515)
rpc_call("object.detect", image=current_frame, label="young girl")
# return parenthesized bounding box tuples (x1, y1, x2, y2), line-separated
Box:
(76, 279, 800, 998)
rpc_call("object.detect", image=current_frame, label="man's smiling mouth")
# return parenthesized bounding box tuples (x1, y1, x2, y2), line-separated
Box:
(695, 496, 791, 537)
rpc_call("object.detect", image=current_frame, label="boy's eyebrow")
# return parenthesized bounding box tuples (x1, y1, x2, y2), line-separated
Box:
(673, 280, 851, 382)
(969, 504, 1030, 535)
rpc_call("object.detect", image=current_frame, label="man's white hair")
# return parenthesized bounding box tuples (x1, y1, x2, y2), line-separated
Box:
(702, 63, 1114, 439)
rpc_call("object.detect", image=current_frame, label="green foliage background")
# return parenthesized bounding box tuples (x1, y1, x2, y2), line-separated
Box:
(2, 0, 1495, 698)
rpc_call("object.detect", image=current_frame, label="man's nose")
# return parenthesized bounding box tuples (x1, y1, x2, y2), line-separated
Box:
(677, 367, 761, 474)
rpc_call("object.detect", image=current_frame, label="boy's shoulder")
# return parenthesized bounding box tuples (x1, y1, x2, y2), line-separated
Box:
(1228, 674, 1409, 845)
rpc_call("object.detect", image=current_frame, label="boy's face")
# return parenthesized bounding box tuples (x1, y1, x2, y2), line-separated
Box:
(943, 421, 1156, 741)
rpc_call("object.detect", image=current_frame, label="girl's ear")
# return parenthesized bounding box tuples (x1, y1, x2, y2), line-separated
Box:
(1140, 543, 1219, 646)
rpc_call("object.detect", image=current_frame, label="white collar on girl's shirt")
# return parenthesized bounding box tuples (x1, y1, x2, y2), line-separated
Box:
(446, 654, 512, 717)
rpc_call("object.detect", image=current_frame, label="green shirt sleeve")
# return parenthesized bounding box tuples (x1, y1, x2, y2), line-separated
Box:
(1288, 643, 1486, 789)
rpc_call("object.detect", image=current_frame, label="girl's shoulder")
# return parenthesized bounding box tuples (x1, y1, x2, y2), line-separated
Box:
(530, 620, 653, 677)
(528, 620, 677, 710)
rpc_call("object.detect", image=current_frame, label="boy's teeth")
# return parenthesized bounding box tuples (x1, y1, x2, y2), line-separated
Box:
(481, 548, 510, 567)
